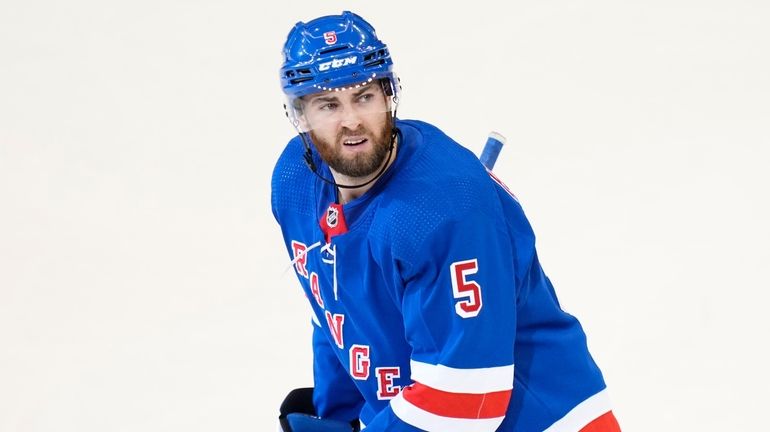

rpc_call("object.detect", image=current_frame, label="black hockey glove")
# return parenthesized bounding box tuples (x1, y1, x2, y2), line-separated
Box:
(278, 387, 360, 432)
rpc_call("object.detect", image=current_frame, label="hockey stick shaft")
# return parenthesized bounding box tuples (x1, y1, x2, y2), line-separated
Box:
(479, 131, 506, 170)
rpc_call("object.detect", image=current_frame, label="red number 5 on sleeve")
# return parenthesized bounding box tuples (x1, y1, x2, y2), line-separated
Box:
(450, 259, 482, 318)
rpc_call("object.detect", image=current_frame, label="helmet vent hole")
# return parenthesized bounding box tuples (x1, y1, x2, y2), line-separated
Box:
(364, 53, 376, 61)
(297, 69, 312, 75)
(319, 46, 349, 55)
(364, 59, 385, 68)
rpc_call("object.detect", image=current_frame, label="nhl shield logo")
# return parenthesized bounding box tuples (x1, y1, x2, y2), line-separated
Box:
(326, 206, 339, 228)
(319, 203, 348, 243)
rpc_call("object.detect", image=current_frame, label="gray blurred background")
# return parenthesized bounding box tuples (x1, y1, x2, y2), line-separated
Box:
(1, 0, 768, 430)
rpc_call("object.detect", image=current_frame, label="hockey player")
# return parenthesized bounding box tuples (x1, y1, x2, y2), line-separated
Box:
(272, 11, 621, 432)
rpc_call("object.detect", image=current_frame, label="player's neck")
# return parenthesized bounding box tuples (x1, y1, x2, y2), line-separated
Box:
(333, 139, 398, 205)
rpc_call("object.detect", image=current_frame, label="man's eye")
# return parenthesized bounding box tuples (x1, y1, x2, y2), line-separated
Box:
(357, 93, 373, 102)
(320, 103, 338, 111)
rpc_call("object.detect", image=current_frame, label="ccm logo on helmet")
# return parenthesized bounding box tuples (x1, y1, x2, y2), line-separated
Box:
(318, 56, 357, 71)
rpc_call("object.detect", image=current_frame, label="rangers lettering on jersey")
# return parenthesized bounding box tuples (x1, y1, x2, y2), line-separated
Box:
(349, 345, 371, 380)
(291, 241, 308, 278)
(325, 311, 345, 349)
(309, 272, 324, 307)
(376, 367, 401, 400)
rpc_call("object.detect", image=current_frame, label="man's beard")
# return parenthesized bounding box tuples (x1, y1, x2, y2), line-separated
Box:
(309, 116, 393, 178)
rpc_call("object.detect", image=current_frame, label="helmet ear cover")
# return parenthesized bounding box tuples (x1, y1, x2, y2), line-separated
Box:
(380, 77, 394, 97)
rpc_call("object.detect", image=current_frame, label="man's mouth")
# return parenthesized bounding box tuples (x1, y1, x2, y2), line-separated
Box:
(343, 137, 368, 146)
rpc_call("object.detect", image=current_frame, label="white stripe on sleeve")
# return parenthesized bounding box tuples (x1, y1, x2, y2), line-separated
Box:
(409, 359, 514, 393)
(543, 388, 613, 432)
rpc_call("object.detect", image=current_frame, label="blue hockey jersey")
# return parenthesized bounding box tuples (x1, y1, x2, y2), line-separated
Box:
(271, 119, 613, 431)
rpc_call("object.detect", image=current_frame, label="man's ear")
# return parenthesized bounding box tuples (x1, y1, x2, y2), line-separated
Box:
(292, 99, 311, 131)
(298, 114, 311, 132)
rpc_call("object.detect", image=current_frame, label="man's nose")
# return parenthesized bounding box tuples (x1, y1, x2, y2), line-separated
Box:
(339, 105, 362, 129)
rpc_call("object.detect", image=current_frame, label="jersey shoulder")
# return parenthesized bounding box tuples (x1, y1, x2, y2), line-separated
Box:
(394, 119, 496, 203)
(376, 119, 537, 281)
(389, 119, 509, 218)
(373, 121, 512, 257)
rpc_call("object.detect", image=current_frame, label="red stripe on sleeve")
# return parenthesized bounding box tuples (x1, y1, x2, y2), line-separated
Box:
(401, 382, 511, 419)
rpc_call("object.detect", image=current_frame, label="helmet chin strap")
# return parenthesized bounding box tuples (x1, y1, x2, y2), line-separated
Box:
(298, 124, 399, 190)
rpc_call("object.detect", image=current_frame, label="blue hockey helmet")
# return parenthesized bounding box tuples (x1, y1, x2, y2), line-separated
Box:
(280, 11, 399, 102)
